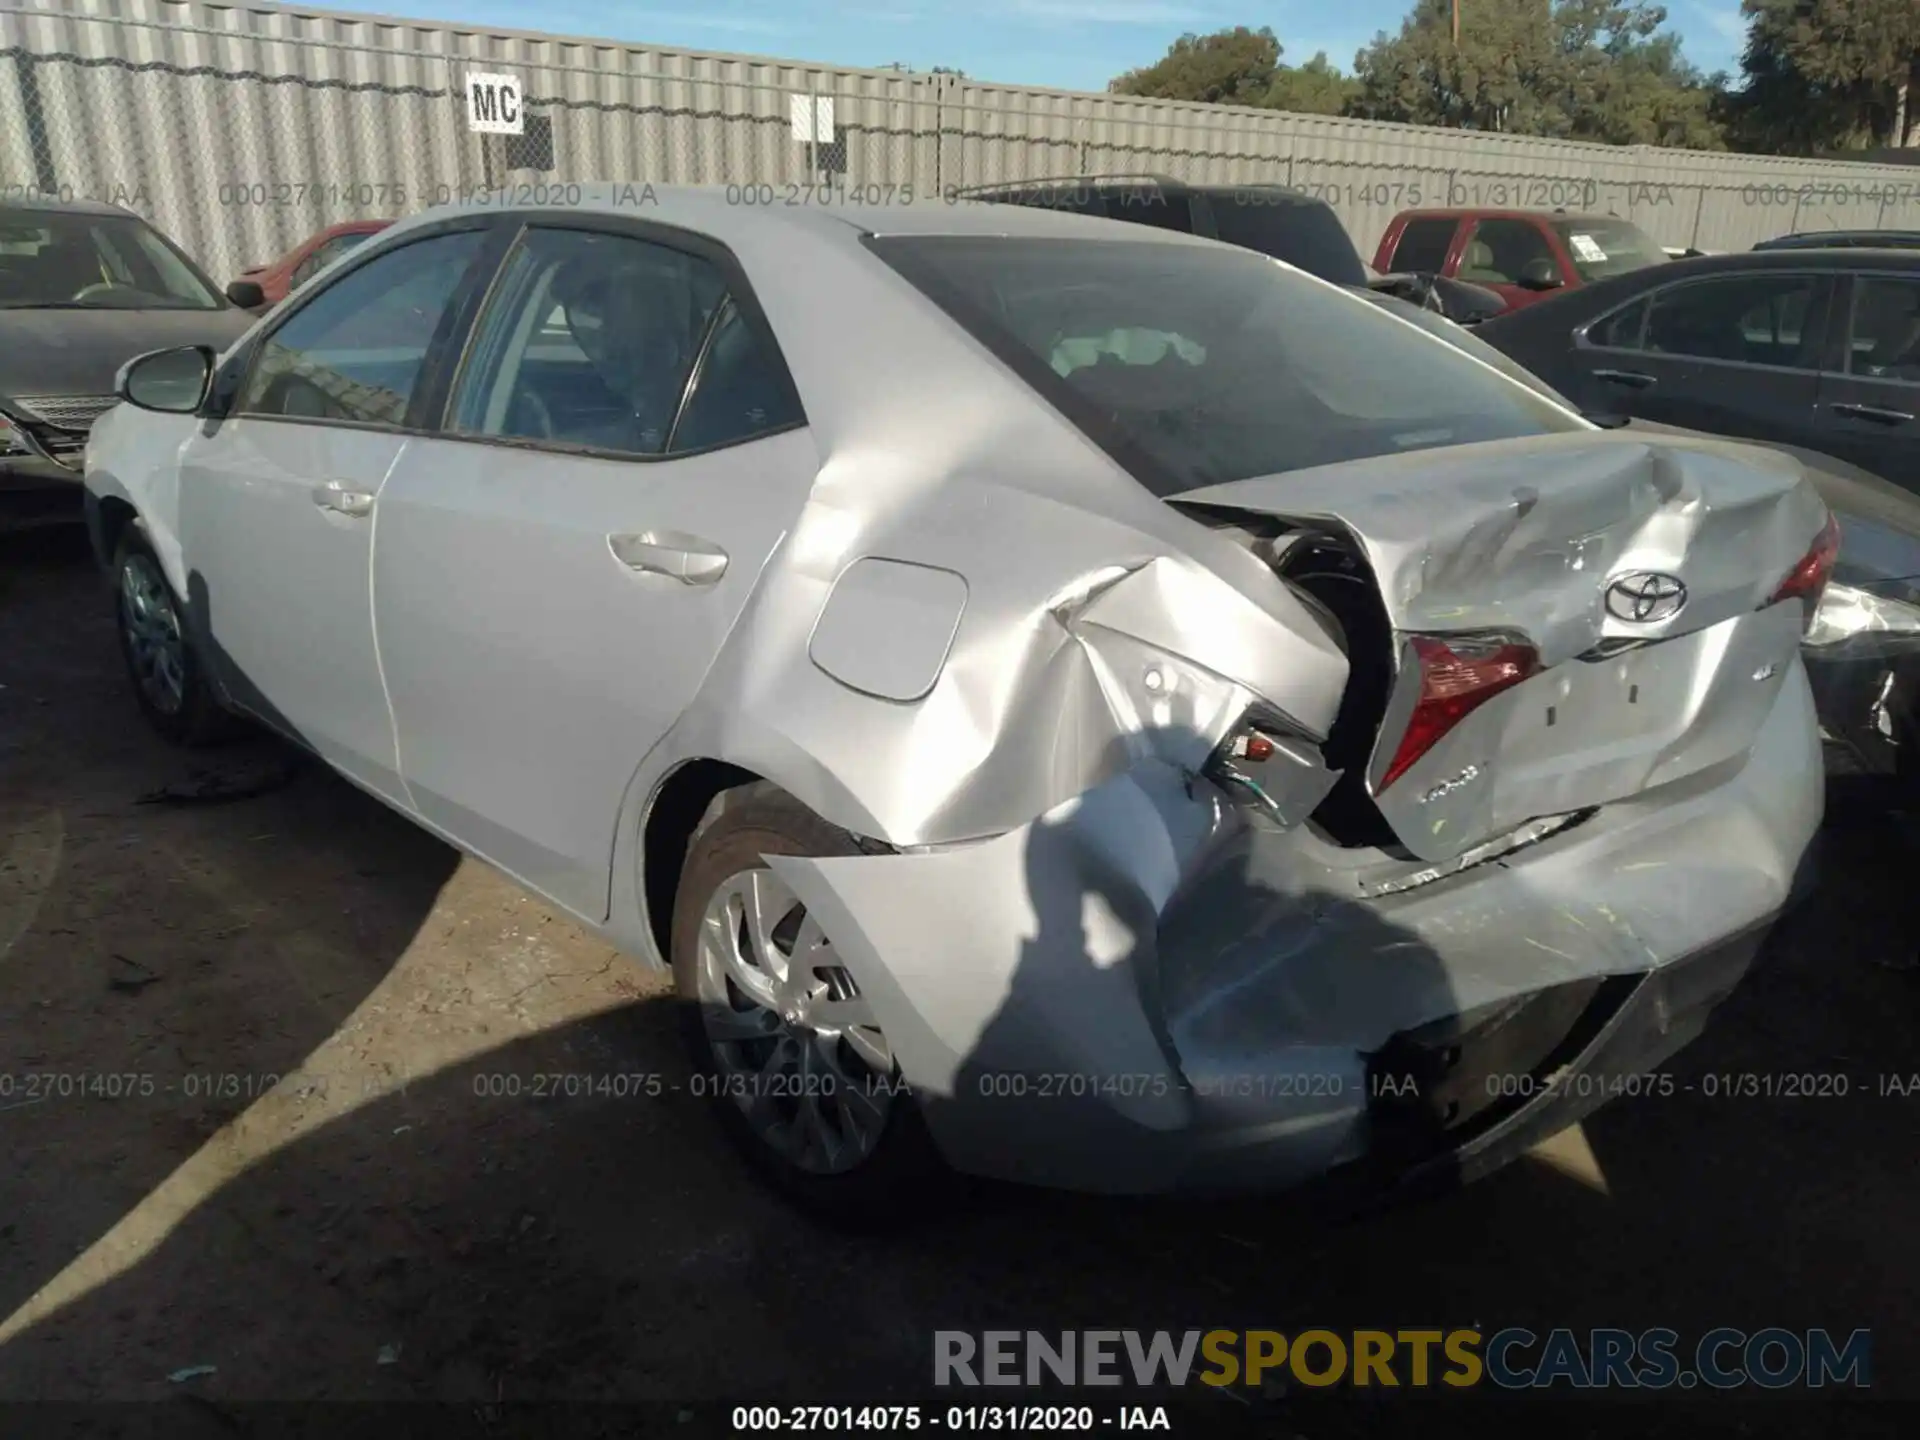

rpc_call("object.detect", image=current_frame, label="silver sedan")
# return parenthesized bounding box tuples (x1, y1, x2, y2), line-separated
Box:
(85, 188, 1834, 1217)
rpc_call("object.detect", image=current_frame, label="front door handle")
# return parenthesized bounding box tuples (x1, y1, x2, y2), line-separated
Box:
(311, 481, 375, 517)
(1592, 368, 1656, 389)
(608, 530, 730, 585)
(1829, 401, 1915, 426)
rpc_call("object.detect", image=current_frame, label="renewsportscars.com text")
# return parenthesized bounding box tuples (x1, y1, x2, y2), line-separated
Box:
(934, 1328, 1871, 1390)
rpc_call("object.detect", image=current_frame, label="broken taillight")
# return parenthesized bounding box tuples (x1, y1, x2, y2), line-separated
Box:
(1767, 513, 1841, 613)
(1377, 634, 1541, 792)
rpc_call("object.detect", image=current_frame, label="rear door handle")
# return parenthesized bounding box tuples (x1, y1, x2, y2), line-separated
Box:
(310, 481, 375, 517)
(1592, 368, 1656, 389)
(608, 530, 730, 585)
(1829, 402, 1915, 426)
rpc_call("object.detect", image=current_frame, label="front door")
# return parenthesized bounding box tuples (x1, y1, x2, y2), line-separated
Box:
(177, 225, 492, 802)
(372, 217, 818, 919)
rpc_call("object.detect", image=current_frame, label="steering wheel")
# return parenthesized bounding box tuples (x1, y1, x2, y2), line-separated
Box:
(70, 281, 144, 304)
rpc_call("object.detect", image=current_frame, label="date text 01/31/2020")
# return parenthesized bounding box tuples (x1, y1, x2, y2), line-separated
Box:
(730, 1406, 1173, 1432)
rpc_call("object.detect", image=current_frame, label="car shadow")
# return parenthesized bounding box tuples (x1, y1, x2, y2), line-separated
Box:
(0, 536, 458, 1326)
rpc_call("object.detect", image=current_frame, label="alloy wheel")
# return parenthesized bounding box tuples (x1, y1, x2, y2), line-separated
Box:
(119, 552, 187, 716)
(695, 866, 896, 1174)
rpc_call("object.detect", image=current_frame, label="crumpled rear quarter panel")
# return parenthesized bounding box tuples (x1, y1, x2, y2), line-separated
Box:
(770, 661, 1821, 1194)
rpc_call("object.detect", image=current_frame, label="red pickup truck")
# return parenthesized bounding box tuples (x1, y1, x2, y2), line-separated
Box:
(1371, 208, 1669, 311)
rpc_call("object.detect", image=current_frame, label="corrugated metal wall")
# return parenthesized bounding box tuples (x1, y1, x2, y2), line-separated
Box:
(5, 0, 1920, 282)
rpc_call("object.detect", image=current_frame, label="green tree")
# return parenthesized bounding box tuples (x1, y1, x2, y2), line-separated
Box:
(1109, 25, 1284, 104)
(1726, 0, 1920, 152)
(1347, 0, 1724, 146)
(1264, 52, 1363, 116)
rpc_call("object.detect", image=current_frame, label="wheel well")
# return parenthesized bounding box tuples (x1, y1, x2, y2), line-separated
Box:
(96, 496, 138, 563)
(642, 759, 759, 961)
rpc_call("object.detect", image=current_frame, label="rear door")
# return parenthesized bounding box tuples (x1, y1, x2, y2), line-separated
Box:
(372, 214, 816, 921)
(1565, 269, 1832, 444)
(1810, 270, 1920, 493)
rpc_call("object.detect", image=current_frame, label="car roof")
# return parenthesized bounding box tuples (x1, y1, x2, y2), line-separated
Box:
(1391, 209, 1637, 226)
(1757, 230, 1920, 247)
(395, 183, 1231, 251)
(958, 174, 1321, 204)
(0, 194, 134, 218)
(1664, 246, 1920, 271)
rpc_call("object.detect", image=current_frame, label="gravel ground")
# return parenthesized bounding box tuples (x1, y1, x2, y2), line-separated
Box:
(2, 527, 1917, 1437)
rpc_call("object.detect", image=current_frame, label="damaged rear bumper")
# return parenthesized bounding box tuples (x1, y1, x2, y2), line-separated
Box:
(768, 663, 1823, 1196)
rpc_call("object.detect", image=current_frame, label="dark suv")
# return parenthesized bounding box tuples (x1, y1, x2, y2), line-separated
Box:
(957, 175, 1506, 324)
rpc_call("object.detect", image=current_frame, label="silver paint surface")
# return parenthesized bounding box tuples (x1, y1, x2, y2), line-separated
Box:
(84, 188, 1832, 1193)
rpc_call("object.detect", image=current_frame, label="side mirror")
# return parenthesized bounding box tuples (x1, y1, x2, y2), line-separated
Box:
(225, 278, 266, 310)
(116, 346, 214, 414)
(1430, 276, 1509, 325)
(1518, 258, 1565, 291)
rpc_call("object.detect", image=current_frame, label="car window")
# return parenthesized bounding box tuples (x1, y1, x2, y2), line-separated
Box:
(1459, 219, 1556, 285)
(293, 232, 374, 288)
(668, 300, 805, 453)
(291, 240, 335, 289)
(1205, 193, 1367, 287)
(236, 229, 485, 425)
(1587, 296, 1651, 349)
(1551, 218, 1667, 282)
(1360, 290, 1577, 408)
(1845, 276, 1920, 384)
(870, 235, 1583, 497)
(1641, 275, 1823, 369)
(1386, 217, 1455, 273)
(0, 210, 222, 310)
(449, 226, 727, 456)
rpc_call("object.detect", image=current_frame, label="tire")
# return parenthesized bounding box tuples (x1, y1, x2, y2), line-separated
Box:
(670, 783, 947, 1225)
(111, 525, 240, 747)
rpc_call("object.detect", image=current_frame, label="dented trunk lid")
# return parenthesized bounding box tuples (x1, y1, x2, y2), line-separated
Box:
(1173, 430, 1832, 863)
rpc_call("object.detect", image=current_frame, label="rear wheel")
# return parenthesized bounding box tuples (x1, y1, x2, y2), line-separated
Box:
(670, 784, 945, 1223)
(112, 527, 238, 747)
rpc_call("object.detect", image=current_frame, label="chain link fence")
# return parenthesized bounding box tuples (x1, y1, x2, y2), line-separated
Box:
(6, 0, 1920, 286)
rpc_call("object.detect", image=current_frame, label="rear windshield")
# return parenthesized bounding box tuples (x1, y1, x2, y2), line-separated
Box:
(868, 236, 1581, 496)
(1356, 289, 1577, 408)
(1205, 192, 1367, 287)
(1551, 218, 1667, 283)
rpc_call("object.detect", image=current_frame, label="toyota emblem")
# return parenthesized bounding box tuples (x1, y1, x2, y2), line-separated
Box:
(1605, 571, 1688, 623)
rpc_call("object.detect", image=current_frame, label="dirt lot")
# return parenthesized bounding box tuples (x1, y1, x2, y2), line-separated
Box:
(2, 527, 1918, 1436)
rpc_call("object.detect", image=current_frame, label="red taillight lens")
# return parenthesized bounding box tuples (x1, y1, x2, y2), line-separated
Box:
(1377, 635, 1541, 792)
(1768, 513, 1840, 611)
(1766, 514, 1843, 614)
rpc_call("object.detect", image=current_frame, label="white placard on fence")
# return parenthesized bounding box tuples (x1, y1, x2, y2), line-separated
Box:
(789, 94, 834, 143)
(467, 72, 524, 135)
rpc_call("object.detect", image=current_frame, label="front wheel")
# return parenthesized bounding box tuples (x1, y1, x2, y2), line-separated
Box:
(112, 527, 239, 747)
(671, 784, 946, 1224)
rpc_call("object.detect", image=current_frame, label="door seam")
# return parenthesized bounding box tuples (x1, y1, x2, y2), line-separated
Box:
(367, 440, 420, 813)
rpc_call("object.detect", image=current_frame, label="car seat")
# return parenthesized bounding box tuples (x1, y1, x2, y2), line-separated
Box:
(1457, 238, 1505, 285)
